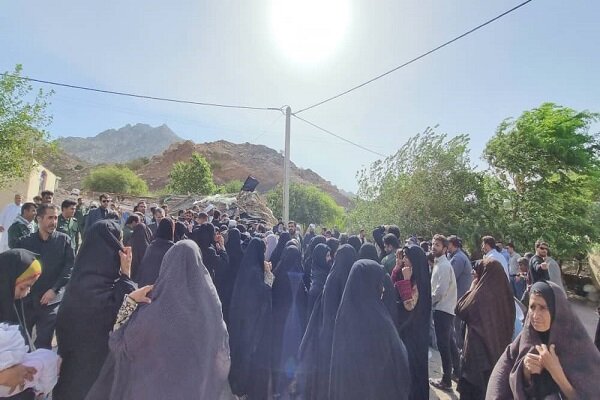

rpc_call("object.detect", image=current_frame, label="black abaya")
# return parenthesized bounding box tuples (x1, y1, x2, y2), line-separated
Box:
(307, 243, 331, 314)
(271, 245, 308, 397)
(303, 235, 326, 290)
(135, 219, 174, 287)
(0, 249, 38, 324)
(270, 232, 291, 270)
(129, 223, 151, 282)
(296, 291, 324, 400)
(358, 242, 380, 262)
(228, 238, 272, 399)
(54, 220, 136, 400)
(224, 228, 244, 325)
(329, 260, 410, 400)
(191, 223, 230, 320)
(396, 245, 432, 400)
(316, 244, 357, 399)
(0, 249, 39, 400)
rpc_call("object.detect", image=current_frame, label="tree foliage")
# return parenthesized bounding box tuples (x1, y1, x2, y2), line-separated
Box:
(483, 103, 600, 259)
(0, 65, 54, 188)
(347, 103, 600, 260)
(216, 179, 244, 194)
(348, 128, 483, 243)
(120, 156, 150, 171)
(168, 153, 216, 195)
(266, 183, 344, 227)
(83, 165, 149, 195)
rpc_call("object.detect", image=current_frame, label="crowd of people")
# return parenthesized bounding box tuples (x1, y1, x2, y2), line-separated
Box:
(0, 190, 600, 399)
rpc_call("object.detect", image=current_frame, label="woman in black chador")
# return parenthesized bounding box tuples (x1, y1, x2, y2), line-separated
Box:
(271, 245, 308, 398)
(228, 238, 272, 400)
(329, 259, 410, 400)
(54, 220, 136, 400)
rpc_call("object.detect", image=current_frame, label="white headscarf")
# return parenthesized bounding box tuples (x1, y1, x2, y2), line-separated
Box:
(265, 233, 278, 261)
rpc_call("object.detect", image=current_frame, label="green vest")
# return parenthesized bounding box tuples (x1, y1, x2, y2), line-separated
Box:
(57, 215, 80, 251)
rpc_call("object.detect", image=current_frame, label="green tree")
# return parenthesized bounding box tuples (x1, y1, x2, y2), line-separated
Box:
(266, 183, 344, 227)
(168, 153, 216, 195)
(83, 166, 149, 195)
(122, 156, 150, 171)
(484, 103, 600, 259)
(0, 65, 54, 188)
(216, 179, 244, 194)
(347, 127, 483, 241)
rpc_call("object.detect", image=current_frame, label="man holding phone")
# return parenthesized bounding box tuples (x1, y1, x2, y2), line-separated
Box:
(528, 240, 550, 285)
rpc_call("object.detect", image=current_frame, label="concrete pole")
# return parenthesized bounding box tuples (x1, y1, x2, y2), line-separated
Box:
(283, 106, 291, 223)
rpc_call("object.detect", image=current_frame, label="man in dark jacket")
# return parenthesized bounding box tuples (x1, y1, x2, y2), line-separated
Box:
(7, 202, 36, 248)
(85, 193, 111, 235)
(528, 240, 550, 285)
(15, 203, 75, 349)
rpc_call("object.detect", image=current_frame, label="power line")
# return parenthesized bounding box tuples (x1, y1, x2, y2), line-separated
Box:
(292, 114, 386, 157)
(5, 74, 283, 112)
(295, 0, 534, 114)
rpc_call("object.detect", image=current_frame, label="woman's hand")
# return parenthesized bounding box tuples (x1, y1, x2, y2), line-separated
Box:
(264, 261, 272, 273)
(535, 344, 562, 377)
(0, 364, 36, 394)
(535, 344, 577, 399)
(129, 285, 153, 304)
(524, 353, 543, 374)
(215, 233, 225, 250)
(469, 276, 479, 291)
(402, 265, 413, 281)
(119, 247, 132, 277)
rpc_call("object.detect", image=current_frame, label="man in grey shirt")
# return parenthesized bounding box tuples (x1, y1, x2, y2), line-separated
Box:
(448, 235, 472, 357)
(448, 236, 473, 300)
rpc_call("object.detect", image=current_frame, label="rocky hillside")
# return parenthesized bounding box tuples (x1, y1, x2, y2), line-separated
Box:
(57, 123, 182, 164)
(139, 140, 351, 206)
(54, 124, 351, 206)
(39, 147, 92, 190)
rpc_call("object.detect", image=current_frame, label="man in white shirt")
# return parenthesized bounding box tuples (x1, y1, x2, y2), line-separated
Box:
(481, 235, 509, 279)
(0, 194, 24, 252)
(429, 234, 459, 391)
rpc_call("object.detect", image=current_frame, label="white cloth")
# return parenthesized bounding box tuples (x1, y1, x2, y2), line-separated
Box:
(484, 249, 510, 279)
(0, 324, 28, 370)
(265, 233, 278, 261)
(431, 256, 457, 316)
(0, 203, 22, 252)
(0, 324, 60, 396)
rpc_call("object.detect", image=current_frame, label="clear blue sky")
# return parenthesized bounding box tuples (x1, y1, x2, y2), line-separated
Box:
(2, 0, 599, 192)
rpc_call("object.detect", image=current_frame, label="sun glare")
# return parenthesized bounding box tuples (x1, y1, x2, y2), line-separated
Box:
(270, 0, 351, 64)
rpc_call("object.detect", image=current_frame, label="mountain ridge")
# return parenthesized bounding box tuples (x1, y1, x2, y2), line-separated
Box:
(57, 123, 182, 164)
(54, 124, 350, 206)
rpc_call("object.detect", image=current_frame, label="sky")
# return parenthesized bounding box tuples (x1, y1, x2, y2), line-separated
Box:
(2, 0, 599, 193)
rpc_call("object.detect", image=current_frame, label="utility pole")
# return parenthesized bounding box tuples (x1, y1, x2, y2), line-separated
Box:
(283, 106, 291, 223)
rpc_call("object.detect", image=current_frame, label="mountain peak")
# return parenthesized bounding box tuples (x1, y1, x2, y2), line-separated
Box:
(57, 123, 183, 164)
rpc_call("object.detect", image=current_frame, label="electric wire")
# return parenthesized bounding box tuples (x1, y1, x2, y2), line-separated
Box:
(294, 0, 534, 114)
(292, 114, 386, 157)
(4, 74, 283, 112)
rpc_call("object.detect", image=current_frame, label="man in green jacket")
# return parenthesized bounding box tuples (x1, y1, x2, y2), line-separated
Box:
(57, 199, 80, 252)
(381, 233, 401, 275)
(8, 202, 37, 248)
(74, 197, 88, 233)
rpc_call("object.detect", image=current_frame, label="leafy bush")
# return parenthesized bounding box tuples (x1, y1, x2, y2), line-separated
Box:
(83, 165, 149, 195)
(266, 183, 344, 227)
(168, 153, 216, 195)
(216, 179, 244, 194)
